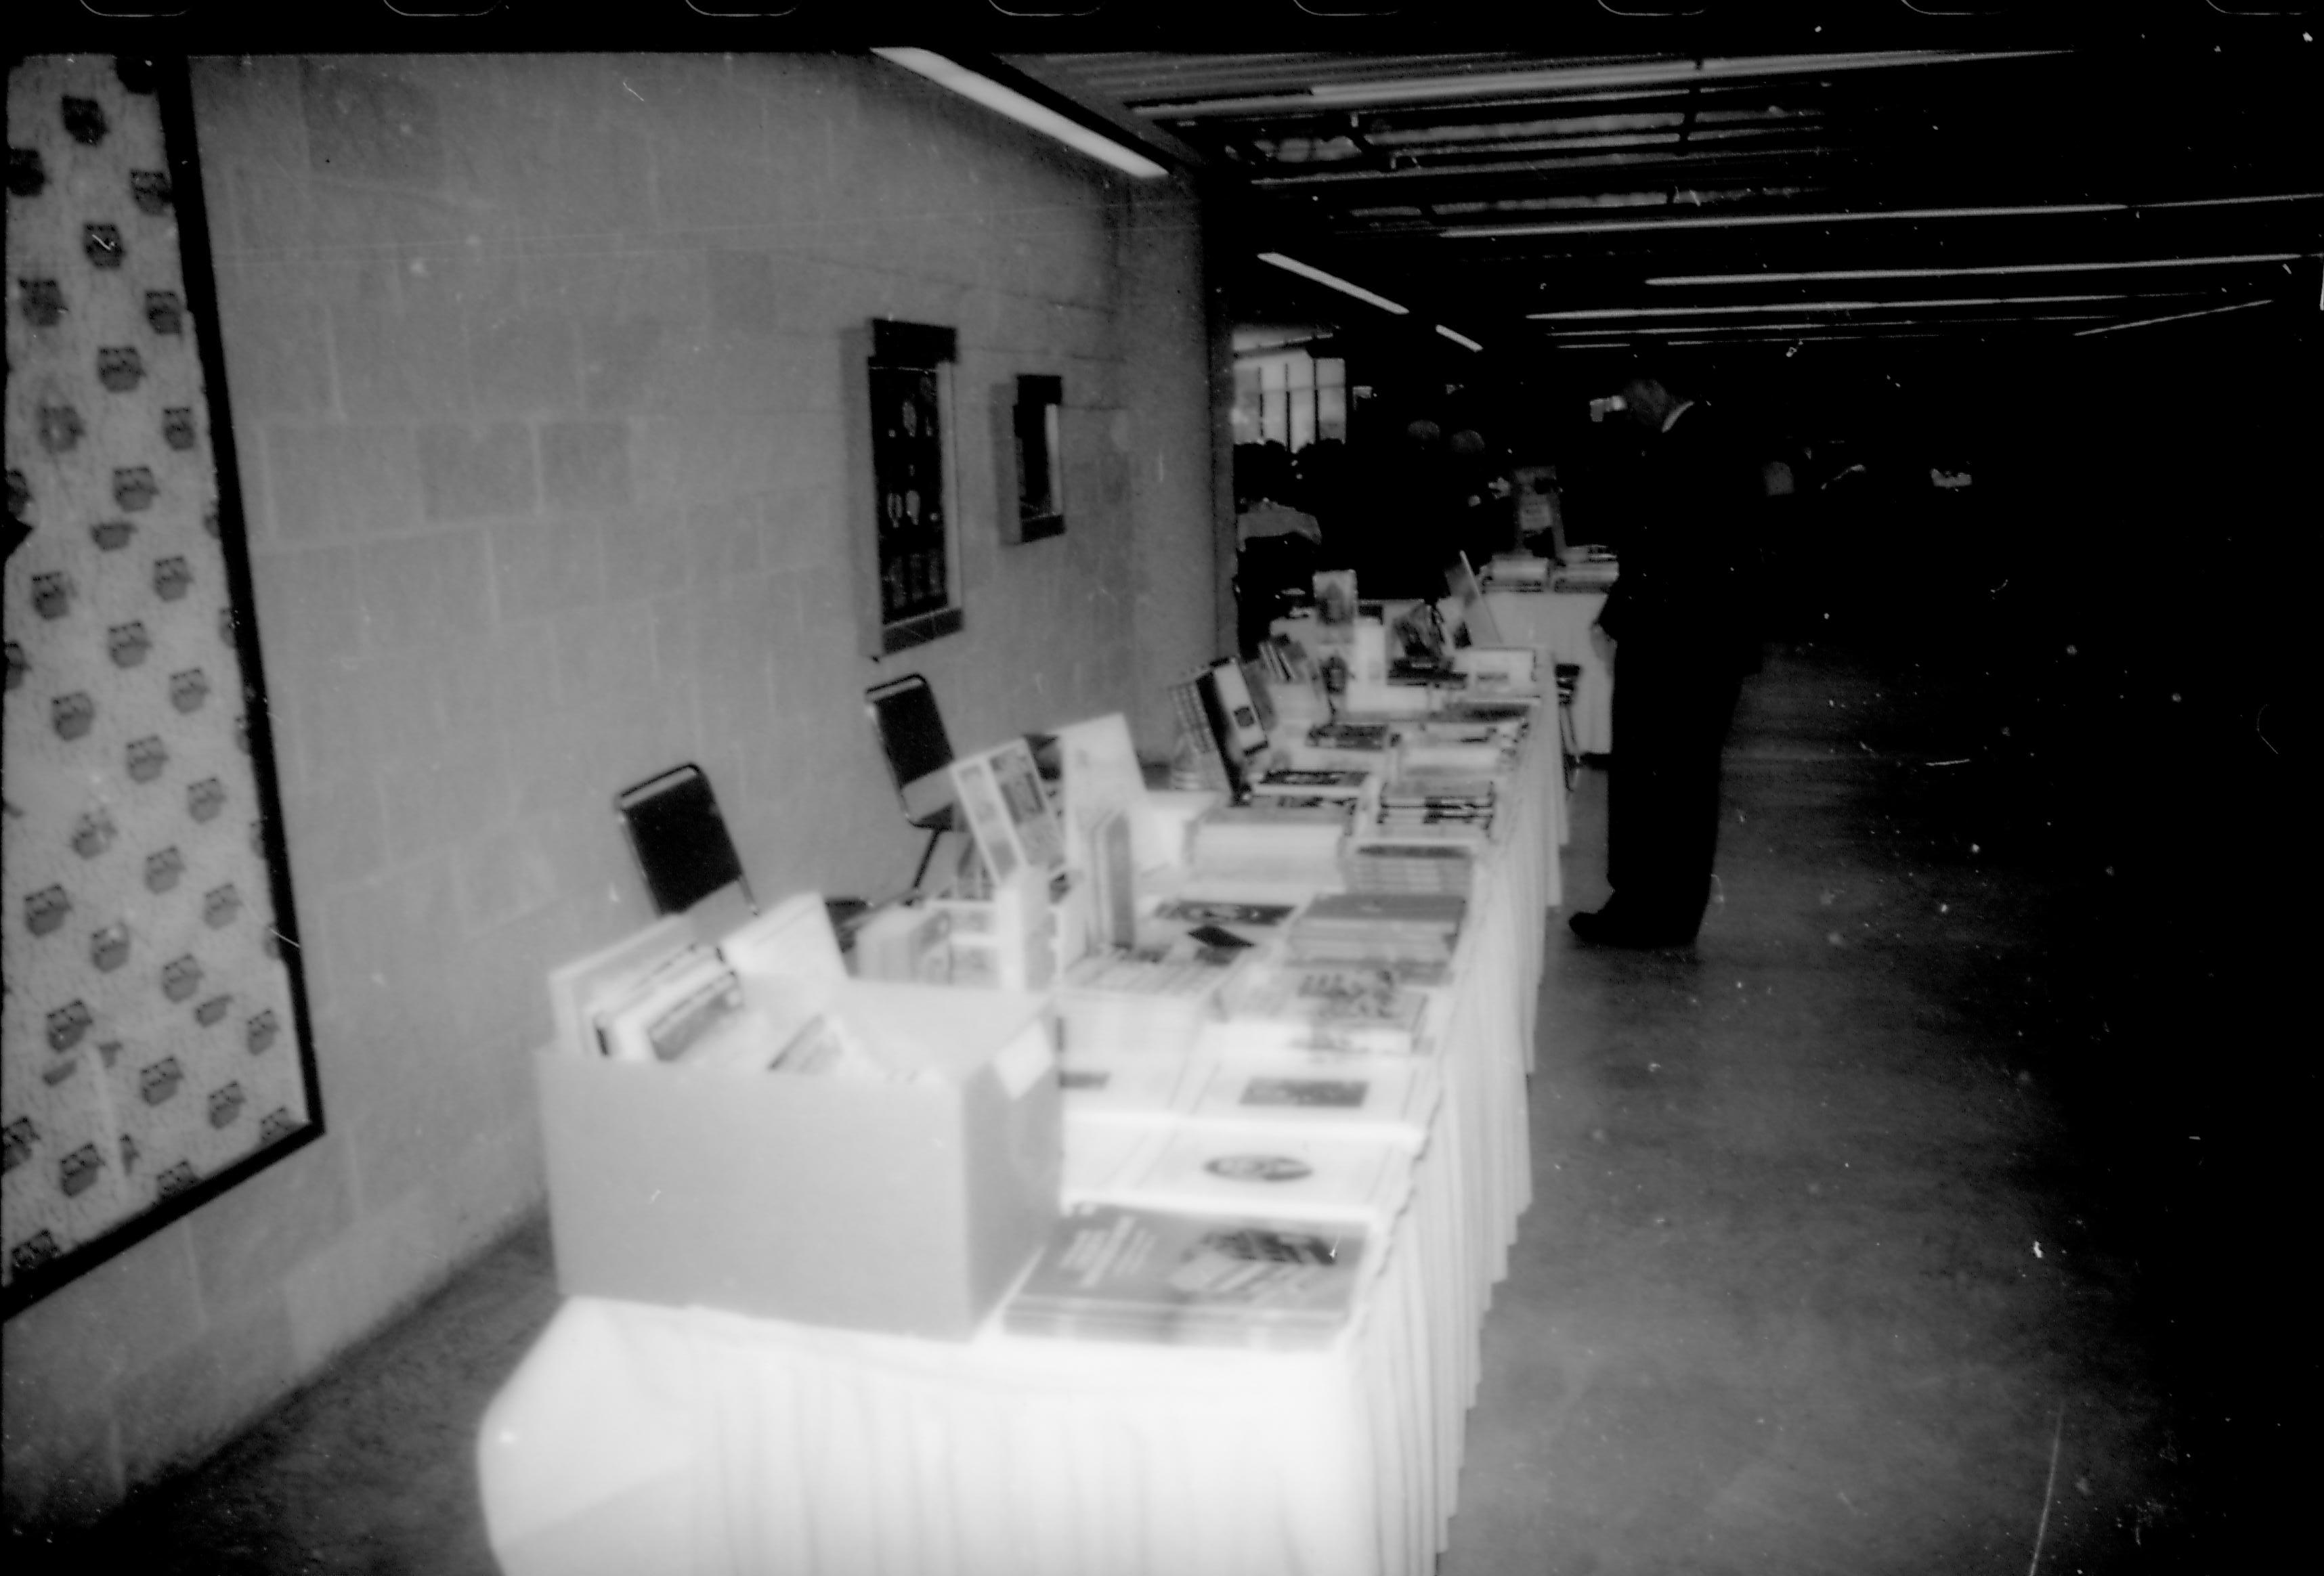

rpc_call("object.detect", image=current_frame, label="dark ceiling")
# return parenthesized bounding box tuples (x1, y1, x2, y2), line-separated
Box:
(1006, 45, 2321, 357)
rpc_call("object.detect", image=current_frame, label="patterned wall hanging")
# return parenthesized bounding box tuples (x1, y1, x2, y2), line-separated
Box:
(3, 56, 322, 1314)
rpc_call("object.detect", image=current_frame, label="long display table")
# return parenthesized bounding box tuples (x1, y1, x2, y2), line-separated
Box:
(475, 724, 1556, 1576)
(1483, 589, 1613, 756)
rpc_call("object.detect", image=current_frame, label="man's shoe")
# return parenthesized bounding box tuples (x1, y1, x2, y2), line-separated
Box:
(1569, 907, 1696, 948)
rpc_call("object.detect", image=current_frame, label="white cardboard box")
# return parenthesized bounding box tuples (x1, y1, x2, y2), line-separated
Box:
(540, 929, 1060, 1339)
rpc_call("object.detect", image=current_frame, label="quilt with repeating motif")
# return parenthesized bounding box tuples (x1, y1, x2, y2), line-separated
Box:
(5, 57, 318, 1308)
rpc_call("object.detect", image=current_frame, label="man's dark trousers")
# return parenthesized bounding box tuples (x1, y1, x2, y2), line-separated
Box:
(1605, 645, 1742, 936)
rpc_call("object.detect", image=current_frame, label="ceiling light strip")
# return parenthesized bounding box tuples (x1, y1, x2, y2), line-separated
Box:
(1142, 50, 2061, 118)
(1645, 253, 2308, 286)
(2131, 192, 2323, 211)
(1448, 202, 2127, 238)
(1434, 325, 1484, 351)
(1256, 253, 1411, 315)
(1540, 313, 2115, 338)
(873, 49, 1169, 179)
(1529, 293, 2132, 320)
(2072, 298, 2272, 336)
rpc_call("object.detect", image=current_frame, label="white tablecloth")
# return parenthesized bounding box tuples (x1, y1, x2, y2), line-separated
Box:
(477, 729, 1556, 1576)
(1483, 590, 1612, 756)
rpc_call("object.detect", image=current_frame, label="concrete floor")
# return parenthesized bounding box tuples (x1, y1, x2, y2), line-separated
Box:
(16, 640, 2297, 1574)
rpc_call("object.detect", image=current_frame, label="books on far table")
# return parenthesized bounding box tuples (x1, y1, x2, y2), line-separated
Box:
(1289, 891, 1468, 967)
(1002, 1203, 1372, 1351)
(1343, 840, 1478, 896)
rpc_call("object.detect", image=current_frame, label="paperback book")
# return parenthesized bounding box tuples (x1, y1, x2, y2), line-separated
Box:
(1002, 1203, 1371, 1351)
(1176, 1051, 1441, 1148)
(1210, 963, 1432, 1055)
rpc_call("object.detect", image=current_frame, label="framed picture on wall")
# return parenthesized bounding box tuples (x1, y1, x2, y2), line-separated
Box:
(846, 320, 963, 657)
(3, 57, 325, 1315)
(998, 373, 1064, 544)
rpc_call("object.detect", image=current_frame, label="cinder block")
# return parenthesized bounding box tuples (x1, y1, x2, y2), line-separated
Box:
(280, 1178, 439, 1374)
(707, 248, 779, 334)
(577, 316, 668, 413)
(356, 528, 492, 650)
(513, 107, 651, 243)
(540, 420, 634, 512)
(490, 515, 607, 622)
(186, 1141, 358, 1318)
(267, 423, 422, 539)
(378, 727, 516, 856)
(416, 421, 537, 523)
(227, 163, 317, 259)
(597, 504, 693, 601)
(333, 299, 473, 421)
(468, 313, 578, 413)
(687, 498, 765, 584)
(454, 820, 565, 932)
(300, 57, 446, 188)
(280, 767, 390, 889)
(404, 248, 527, 322)
(249, 544, 370, 676)
(0, 1223, 204, 1404)
(551, 598, 662, 718)
(215, 280, 335, 419)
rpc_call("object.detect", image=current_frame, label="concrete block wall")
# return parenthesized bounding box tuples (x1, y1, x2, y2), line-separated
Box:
(3, 50, 1221, 1530)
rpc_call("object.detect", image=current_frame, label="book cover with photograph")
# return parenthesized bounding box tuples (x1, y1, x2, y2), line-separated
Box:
(1002, 1203, 1371, 1350)
(1179, 1052, 1440, 1147)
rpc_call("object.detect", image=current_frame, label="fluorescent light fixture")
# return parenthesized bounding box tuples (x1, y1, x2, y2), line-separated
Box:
(2073, 298, 2271, 336)
(1435, 324, 1484, 351)
(1530, 293, 2131, 320)
(1257, 253, 1410, 315)
(1645, 253, 2307, 286)
(1150, 50, 2062, 118)
(2130, 192, 2322, 211)
(1447, 192, 2324, 240)
(872, 49, 1167, 179)
(1448, 201, 2125, 240)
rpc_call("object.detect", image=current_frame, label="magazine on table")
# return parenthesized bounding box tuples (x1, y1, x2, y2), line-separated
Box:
(1002, 1203, 1371, 1351)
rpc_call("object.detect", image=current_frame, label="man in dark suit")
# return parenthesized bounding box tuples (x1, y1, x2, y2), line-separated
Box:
(1570, 366, 1763, 948)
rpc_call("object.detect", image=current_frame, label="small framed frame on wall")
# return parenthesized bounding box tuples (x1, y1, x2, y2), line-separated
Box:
(998, 374, 1064, 545)
(846, 320, 962, 657)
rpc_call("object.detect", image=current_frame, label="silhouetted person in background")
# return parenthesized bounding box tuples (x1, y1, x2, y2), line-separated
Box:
(1233, 443, 1320, 656)
(1571, 366, 1763, 948)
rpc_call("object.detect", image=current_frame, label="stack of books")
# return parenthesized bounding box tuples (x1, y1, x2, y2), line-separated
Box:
(1440, 696, 1539, 729)
(1342, 839, 1477, 897)
(1553, 549, 1619, 592)
(1293, 717, 1398, 774)
(1247, 765, 1374, 811)
(1377, 774, 1497, 837)
(1288, 892, 1467, 971)
(1396, 722, 1515, 774)
(1002, 1204, 1371, 1351)
(1189, 800, 1350, 877)
(1305, 719, 1393, 752)
(1205, 961, 1432, 1057)
(1054, 947, 1241, 1056)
